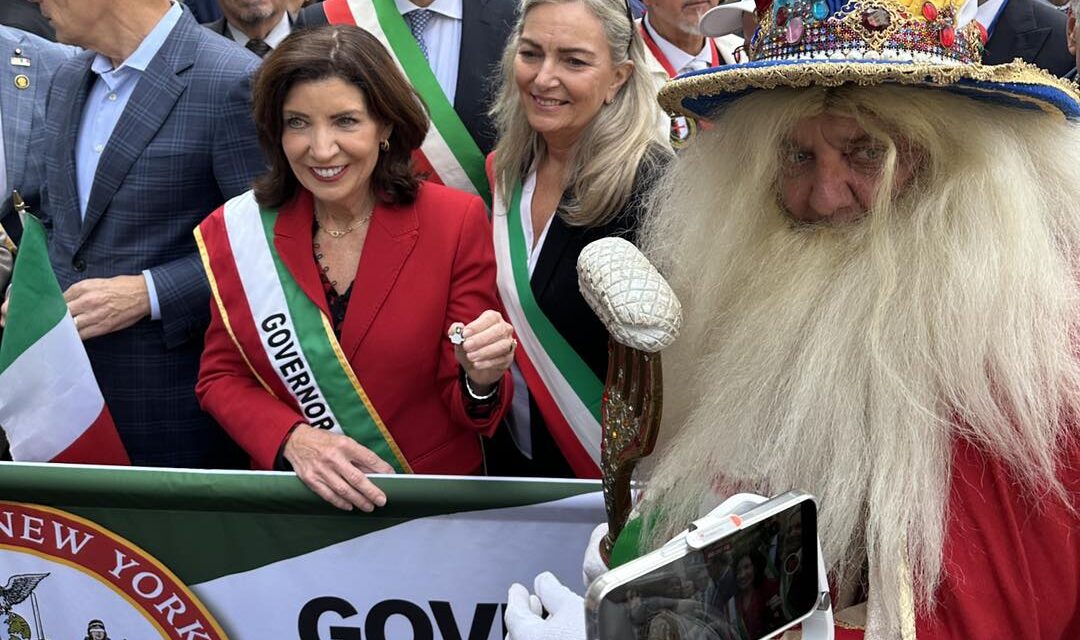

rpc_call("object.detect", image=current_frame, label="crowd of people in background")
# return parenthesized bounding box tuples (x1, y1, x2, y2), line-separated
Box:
(2, 0, 1080, 636)
(0, 0, 1078, 499)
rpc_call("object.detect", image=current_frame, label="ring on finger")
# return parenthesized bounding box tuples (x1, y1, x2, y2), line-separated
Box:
(72, 315, 80, 329)
(508, 337, 517, 355)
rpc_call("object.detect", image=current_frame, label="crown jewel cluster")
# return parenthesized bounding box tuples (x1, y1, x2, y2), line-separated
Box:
(749, 0, 985, 65)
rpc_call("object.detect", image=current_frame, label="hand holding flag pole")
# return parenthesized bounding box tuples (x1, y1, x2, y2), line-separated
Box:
(577, 238, 682, 563)
(0, 196, 130, 465)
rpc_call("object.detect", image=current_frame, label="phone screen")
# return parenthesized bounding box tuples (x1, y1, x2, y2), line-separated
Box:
(596, 499, 819, 640)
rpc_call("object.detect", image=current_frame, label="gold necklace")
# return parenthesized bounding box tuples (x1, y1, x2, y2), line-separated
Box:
(315, 206, 373, 239)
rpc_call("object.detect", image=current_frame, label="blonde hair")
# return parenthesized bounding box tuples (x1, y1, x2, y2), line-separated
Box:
(639, 85, 1080, 634)
(491, 0, 665, 226)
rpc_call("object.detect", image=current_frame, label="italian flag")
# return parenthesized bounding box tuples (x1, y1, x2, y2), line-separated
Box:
(0, 214, 129, 464)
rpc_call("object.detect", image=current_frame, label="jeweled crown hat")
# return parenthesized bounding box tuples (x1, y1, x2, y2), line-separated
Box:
(659, 0, 1080, 120)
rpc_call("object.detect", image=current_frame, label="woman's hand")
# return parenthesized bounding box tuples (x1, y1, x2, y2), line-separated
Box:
(283, 425, 395, 512)
(449, 309, 516, 391)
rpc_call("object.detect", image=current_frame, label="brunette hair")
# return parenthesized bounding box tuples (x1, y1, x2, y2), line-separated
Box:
(251, 25, 429, 207)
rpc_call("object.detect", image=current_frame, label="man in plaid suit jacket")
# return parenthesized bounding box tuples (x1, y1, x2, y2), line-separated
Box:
(0, 26, 75, 247)
(33, 0, 264, 467)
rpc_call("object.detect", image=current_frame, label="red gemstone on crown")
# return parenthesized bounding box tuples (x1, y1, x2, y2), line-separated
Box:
(939, 25, 955, 47)
(921, 1, 937, 21)
(777, 6, 790, 26)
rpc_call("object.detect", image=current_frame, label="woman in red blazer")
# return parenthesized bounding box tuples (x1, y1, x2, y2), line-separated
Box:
(195, 26, 515, 511)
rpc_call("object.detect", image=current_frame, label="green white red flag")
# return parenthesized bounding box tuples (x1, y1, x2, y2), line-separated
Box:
(0, 214, 129, 464)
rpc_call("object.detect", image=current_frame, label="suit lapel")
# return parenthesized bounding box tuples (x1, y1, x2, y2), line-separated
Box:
(340, 200, 418, 360)
(273, 190, 331, 319)
(984, 0, 1048, 66)
(78, 15, 196, 250)
(454, 0, 486, 111)
(207, 18, 232, 38)
(53, 54, 96, 243)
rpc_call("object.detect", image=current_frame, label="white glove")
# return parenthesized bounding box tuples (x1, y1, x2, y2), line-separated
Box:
(582, 522, 609, 588)
(504, 572, 587, 640)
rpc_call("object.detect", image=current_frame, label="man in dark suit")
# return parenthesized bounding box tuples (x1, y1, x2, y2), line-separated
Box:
(0, 0, 56, 41)
(203, 0, 294, 57)
(295, 0, 514, 156)
(981, 0, 1074, 77)
(27, 0, 265, 467)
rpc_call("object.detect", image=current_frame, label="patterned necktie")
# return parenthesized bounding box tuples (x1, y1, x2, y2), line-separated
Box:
(404, 9, 433, 60)
(246, 38, 272, 58)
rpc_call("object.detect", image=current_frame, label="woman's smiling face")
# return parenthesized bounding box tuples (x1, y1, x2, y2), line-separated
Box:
(513, 1, 632, 149)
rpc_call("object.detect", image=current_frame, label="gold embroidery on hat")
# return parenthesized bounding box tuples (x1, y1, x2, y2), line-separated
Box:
(658, 60, 1079, 120)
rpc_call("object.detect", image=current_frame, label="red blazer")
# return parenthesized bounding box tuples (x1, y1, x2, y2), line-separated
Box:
(196, 183, 512, 473)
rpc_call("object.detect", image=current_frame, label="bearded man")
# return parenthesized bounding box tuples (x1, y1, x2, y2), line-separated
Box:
(504, 0, 1080, 636)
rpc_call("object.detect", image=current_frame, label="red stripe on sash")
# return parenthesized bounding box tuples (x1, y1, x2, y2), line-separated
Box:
(639, 18, 720, 78)
(322, 0, 354, 24)
(199, 210, 294, 404)
(513, 340, 601, 479)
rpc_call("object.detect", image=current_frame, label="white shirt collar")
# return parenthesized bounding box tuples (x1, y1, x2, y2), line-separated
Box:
(227, 11, 291, 48)
(395, 0, 463, 21)
(643, 13, 712, 74)
(976, 0, 1007, 31)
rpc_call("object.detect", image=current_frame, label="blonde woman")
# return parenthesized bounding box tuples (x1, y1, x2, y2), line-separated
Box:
(486, 0, 670, 478)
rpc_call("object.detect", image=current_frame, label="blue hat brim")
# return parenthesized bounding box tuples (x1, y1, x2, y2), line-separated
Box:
(659, 58, 1080, 121)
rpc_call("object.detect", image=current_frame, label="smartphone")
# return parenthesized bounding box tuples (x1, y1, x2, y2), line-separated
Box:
(585, 491, 822, 640)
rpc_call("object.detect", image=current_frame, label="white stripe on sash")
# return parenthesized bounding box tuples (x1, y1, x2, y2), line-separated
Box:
(343, 0, 476, 196)
(222, 192, 345, 435)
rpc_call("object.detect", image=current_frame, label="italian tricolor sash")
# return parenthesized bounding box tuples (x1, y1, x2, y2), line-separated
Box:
(492, 178, 602, 478)
(195, 192, 411, 473)
(322, 0, 491, 208)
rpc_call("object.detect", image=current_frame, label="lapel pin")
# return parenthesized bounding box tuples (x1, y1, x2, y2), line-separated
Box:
(10, 48, 30, 67)
(13, 74, 29, 90)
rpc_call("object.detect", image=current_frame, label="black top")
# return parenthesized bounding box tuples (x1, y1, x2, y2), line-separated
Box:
(486, 143, 673, 477)
(983, 0, 1074, 78)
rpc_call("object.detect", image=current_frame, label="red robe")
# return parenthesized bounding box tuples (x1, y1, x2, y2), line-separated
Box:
(836, 437, 1080, 638)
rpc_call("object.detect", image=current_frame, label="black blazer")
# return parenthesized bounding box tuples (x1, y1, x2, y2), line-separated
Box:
(295, 0, 515, 154)
(202, 17, 230, 36)
(201, 14, 294, 43)
(983, 0, 1074, 77)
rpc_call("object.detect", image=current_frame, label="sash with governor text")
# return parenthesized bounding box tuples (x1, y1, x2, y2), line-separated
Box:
(0, 462, 605, 640)
(194, 192, 410, 473)
(492, 179, 603, 478)
(321, 0, 492, 208)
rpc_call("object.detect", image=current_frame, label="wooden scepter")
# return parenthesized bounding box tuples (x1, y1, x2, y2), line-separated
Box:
(577, 237, 683, 562)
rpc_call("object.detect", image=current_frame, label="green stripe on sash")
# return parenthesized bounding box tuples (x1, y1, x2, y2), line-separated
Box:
(505, 181, 603, 422)
(257, 209, 410, 473)
(372, 0, 491, 207)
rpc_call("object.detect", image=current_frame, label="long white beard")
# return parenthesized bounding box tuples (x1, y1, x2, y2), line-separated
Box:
(638, 87, 1080, 637)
